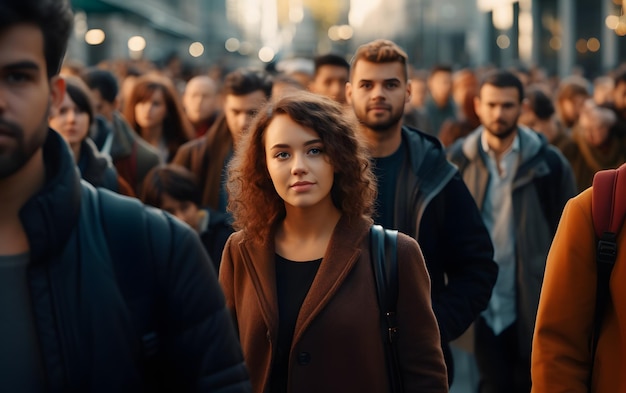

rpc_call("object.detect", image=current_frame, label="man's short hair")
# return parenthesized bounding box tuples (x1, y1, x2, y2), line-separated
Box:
(313, 54, 349, 75)
(0, 0, 73, 78)
(479, 69, 525, 102)
(82, 68, 120, 104)
(556, 76, 591, 102)
(525, 86, 555, 120)
(429, 64, 453, 77)
(222, 68, 273, 98)
(350, 39, 409, 81)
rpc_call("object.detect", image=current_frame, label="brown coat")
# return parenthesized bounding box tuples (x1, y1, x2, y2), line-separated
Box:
(172, 114, 233, 210)
(219, 215, 448, 393)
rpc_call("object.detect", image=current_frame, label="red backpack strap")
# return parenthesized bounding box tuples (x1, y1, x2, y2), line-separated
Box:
(589, 163, 626, 382)
(592, 163, 626, 238)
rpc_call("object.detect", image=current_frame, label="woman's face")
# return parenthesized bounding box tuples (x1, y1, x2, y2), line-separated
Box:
(264, 114, 335, 210)
(134, 88, 167, 130)
(49, 93, 90, 147)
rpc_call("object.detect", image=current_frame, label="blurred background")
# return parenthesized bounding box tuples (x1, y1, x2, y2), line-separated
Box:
(67, 0, 626, 79)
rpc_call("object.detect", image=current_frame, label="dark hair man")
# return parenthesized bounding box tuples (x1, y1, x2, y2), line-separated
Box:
(82, 68, 161, 192)
(345, 38, 498, 386)
(0, 0, 251, 391)
(424, 64, 457, 137)
(309, 53, 350, 104)
(447, 69, 576, 393)
(173, 68, 272, 211)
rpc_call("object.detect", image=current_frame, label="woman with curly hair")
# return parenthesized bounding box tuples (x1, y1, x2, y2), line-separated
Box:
(220, 91, 448, 393)
(123, 73, 194, 162)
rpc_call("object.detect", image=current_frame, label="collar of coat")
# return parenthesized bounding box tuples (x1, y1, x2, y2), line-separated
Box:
(19, 129, 82, 264)
(231, 214, 371, 343)
(462, 124, 544, 166)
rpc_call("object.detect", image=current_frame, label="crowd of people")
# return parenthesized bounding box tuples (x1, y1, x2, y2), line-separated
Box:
(2, 0, 626, 392)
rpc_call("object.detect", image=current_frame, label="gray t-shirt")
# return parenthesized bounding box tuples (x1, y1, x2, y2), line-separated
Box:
(0, 253, 45, 391)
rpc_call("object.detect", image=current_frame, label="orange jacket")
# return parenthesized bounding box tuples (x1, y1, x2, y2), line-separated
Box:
(532, 188, 626, 392)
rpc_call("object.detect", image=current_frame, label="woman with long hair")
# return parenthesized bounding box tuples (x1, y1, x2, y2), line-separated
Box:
(220, 91, 448, 393)
(123, 73, 194, 162)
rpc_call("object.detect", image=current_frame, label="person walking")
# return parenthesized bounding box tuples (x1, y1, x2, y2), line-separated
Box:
(220, 91, 448, 393)
(447, 69, 577, 393)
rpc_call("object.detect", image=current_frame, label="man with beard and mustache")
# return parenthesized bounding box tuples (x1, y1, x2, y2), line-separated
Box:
(346, 39, 498, 388)
(447, 69, 576, 393)
(0, 0, 251, 391)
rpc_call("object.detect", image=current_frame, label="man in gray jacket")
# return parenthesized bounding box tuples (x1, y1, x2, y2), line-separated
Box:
(447, 69, 576, 393)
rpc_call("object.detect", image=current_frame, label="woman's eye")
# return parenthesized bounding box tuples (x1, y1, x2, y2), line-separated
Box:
(308, 148, 323, 155)
(275, 152, 289, 159)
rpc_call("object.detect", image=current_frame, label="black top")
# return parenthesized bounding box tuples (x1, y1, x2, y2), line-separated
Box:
(0, 253, 45, 391)
(372, 143, 405, 229)
(269, 254, 322, 393)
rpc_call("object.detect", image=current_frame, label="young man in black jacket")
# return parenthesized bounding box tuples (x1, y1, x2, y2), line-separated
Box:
(0, 0, 251, 391)
(346, 39, 498, 386)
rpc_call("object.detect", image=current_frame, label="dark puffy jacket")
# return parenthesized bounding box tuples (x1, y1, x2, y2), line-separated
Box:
(20, 129, 251, 392)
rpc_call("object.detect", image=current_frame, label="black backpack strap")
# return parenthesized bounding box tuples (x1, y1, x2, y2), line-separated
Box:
(96, 188, 163, 364)
(370, 225, 403, 393)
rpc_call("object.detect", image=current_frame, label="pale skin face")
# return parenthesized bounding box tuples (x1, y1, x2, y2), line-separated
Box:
(49, 93, 90, 157)
(134, 88, 167, 133)
(224, 90, 267, 145)
(182, 76, 218, 125)
(265, 114, 336, 212)
(159, 193, 200, 230)
(0, 24, 65, 255)
(474, 84, 522, 155)
(310, 65, 349, 104)
(346, 60, 410, 157)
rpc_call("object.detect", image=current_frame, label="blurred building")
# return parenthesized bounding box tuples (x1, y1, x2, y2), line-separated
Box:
(473, 0, 626, 79)
(68, 0, 212, 68)
(66, 0, 626, 80)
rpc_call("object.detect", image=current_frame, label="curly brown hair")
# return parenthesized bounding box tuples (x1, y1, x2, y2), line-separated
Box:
(227, 91, 377, 243)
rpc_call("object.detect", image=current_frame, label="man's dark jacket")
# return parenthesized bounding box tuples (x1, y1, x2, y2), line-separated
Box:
(391, 126, 498, 377)
(20, 129, 250, 392)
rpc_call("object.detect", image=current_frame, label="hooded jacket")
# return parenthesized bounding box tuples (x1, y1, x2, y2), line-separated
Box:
(392, 126, 497, 374)
(447, 125, 577, 359)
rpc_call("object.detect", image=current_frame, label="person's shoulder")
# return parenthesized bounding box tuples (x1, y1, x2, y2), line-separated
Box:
(175, 136, 208, 160)
(396, 231, 421, 253)
(94, 187, 189, 237)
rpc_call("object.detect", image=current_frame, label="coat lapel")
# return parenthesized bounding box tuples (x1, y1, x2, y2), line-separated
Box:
(238, 238, 280, 335)
(291, 215, 370, 345)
